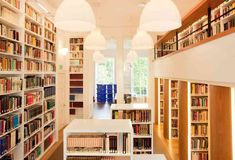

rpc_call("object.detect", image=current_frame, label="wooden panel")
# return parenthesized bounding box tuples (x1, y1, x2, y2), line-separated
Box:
(209, 86, 232, 160)
(154, 78, 159, 124)
(70, 74, 83, 79)
(164, 79, 170, 139)
(70, 81, 83, 86)
(179, 81, 188, 160)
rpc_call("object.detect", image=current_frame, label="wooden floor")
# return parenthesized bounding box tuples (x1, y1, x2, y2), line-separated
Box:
(42, 103, 179, 160)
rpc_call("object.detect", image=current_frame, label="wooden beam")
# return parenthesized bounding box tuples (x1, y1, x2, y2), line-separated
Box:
(164, 79, 170, 139)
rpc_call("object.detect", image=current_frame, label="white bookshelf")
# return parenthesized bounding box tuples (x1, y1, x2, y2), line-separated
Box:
(63, 119, 133, 160)
(0, 0, 58, 159)
(111, 103, 153, 154)
(133, 154, 167, 160)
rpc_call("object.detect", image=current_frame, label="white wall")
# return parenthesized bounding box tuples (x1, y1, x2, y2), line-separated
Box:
(153, 33, 235, 87)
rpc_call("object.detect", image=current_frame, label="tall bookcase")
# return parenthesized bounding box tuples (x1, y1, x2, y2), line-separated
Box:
(159, 78, 164, 124)
(189, 83, 209, 160)
(111, 104, 153, 154)
(170, 80, 179, 139)
(0, 1, 57, 159)
(69, 38, 84, 119)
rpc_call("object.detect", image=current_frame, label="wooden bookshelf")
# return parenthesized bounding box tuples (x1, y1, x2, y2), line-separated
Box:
(163, 79, 169, 139)
(0, 1, 58, 159)
(154, 0, 235, 58)
(63, 119, 133, 160)
(111, 104, 153, 154)
(69, 38, 84, 119)
(159, 78, 164, 124)
(170, 80, 179, 139)
(154, 78, 159, 124)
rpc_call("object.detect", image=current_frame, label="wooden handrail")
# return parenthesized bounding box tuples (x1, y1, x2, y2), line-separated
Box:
(155, 0, 224, 48)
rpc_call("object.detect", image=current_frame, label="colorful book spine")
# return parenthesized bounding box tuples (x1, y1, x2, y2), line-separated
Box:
(0, 113, 22, 135)
(0, 77, 22, 94)
(0, 57, 22, 71)
(0, 95, 22, 114)
(24, 91, 42, 106)
(24, 76, 43, 89)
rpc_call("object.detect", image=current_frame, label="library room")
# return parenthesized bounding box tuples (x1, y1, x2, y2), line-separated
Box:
(0, 0, 234, 160)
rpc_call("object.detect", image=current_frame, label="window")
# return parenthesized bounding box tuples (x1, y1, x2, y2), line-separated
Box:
(95, 58, 115, 84)
(131, 57, 149, 96)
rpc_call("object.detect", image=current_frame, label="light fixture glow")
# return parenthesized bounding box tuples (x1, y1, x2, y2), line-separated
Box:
(55, 0, 96, 32)
(140, 0, 181, 32)
(132, 30, 154, 50)
(93, 51, 106, 64)
(85, 29, 107, 50)
(59, 48, 68, 56)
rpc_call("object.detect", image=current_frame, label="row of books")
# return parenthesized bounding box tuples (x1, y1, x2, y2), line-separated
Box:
(44, 87, 55, 98)
(44, 18, 56, 33)
(25, 20, 42, 36)
(171, 81, 178, 88)
(0, 95, 21, 114)
(171, 110, 178, 117)
(194, 30, 208, 43)
(171, 129, 178, 138)
(44, 41, 55, 52)
(192, 152, 208, 160)
(4, 0, 21, 9)
(70, 52, 83, 59)
(70, 45, 83, 52)
(224, 18, 235, 31)
(0, 129, 21, 155)
(24, 119, 42, 138)
(1, 7, 19, 25)
(191, 138, 208, 150)
(171, 90, 178, 98)
(0, 40, 22, 55)
(44, 110, 55, 124)
(25, 46, 42, 59)
(133, 124, 151, 136)
(44, 30, 55, 42)
(67, 134, 130, 154)
(44, 51, 56, 62)
(171, 100, 178, 108)
(171, 119, 178, 128)
(25, 146, 41, 160)
(24, 76, 43, 89)
(24, 105, 42, 122)
(44, 76, 55, 86)
(133, 138, 151, 150)
(191, 124, 208, 136)
(0, 77, 22, 94)
(112, 110, 151, 122)
(25, 4, 42, 24)
(191, 97, 208, 107)
(0, 24, 19, 41)
(0, 113, 22, 135)
(0, 57, 22, 71)
(44, 62, 56, 72)
(191, 84, 208, 95)
(24, 131, 42, 155)
(24, 60, 42, 72)
(25, 33, 41, 48)
(191, 111, 208, 122)
(70, 38, 83, 44)
(24, 91, 42, 106)
(44, 134, 53, 151)
(44, 122, 55, 137)
(222, 2, 235, 18)
(70, 66, 83, 73)
(43, 99, 55, 111)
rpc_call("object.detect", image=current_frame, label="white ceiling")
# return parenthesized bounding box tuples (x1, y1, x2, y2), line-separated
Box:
(45, 0, 202, 38)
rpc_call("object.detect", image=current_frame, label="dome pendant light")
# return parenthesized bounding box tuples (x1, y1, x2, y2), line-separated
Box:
(55, 0, 96, 32)
(85, 29, 107, 50)
(140, 0, 181, 32)
(132, 30, 154, 50)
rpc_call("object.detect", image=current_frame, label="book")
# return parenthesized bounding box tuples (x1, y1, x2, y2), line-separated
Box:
(0, 77, 22, 94)
(24, 131, 42, 155)
(0, 7, 19, 25)
(24, 59, 42, 72)
(44, 110, 55, 125)
(44, 87, 55, 98)
(0, 57, 22, 71)
(25, 146, 41, 160)
(44, 41, 55, 52)
(44, 75, 55, 87)
(25, 33, 41, 48)
(112, 110, 151, 123)
(0, 113, 22, 135)
(24, 105, 42, 122)
(25, 46, 42, 59)
(133, 138, 151, 150)
(191, 84, 208, 95)
(25, 20, 42, 35)
(0, 95, 21, 114)
(24, 91, 42, 106)
(24, 76, 43, 90)
(24, 118, 42, 138)
(0, 40, 22, 55)
(3, 0, 20, 9)
(43, 99, 55, 111)
(44, 122, 55, 137)
(44, 51, 56, 62)
(0, 24, 19, 41)
(133, 124, 150, 136)
(44, 62, 56, 72)
(25, 4, 42, 24)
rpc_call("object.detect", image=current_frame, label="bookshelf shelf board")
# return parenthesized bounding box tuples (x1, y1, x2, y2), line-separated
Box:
(44, 129, 55, 140)
(133, 154, 167, 160)
(70, 79, 83, 81)
(171, 108, 179, 110)
(171, 88, 178, 90)
(24, 29, 43, 39)
(0, 35, 22, 43)
(171, 117, 178, 120)
(70, 86, 83, 89)
(70, 72, 83, 74)
(44, 49, 55, 54)
(0, 51, 22, 58)
(44, 84, 56, 88)
(44, 106, 55, 114)
(44, 60, 56, 64)
(24, 86, 43, 92)
(171, 127, 178, 129)
(171, 97, 178, 100)
(24, 127, 42, 142)
(25, 14, 43, 26)
(0, 71, 22, 75)
(44, 38, 55, 44)
(44, 72, 56, 75)
(24, 113, 42, 125)
(44, 26, 56, 34)
(191, 107, 208, 110)
(24, 72, 43, 75)
(133, 149, 152, 152)
(191, 121, 208, 124)
(0, 90, 22, 96)
(43, 118, 55, 128)
(191, 149, 208, 152)
(0, 142, 20, 159)
(111, 103, 151, 110)
(70, 58, 83, 60)
(0, 107, 21, 117)
(24, 101, 42, 109)
(0, 124, 22, 138)
(0, 17, 22, 29)
(191, 94, 208, 97)
(23, 56, 43, 62)
(25, 43, 43, 50)
(0, 0, 22, 14)
(44, 95, 56, 101)
(65, 152, 131, 157)
(133, 135, 152, 138)
(24, 140, 43, 158)
(191, 135, 208, 138)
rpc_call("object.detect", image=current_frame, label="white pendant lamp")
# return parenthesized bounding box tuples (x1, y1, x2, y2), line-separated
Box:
(140, 0, 181, 32)
(85, 29, 107, 50)
(55, 0, 96, 32)
(132, 30, 154, 50)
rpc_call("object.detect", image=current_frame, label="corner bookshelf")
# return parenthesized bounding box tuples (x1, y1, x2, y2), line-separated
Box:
(189, 83, 209, 160)
(63, 119, 133, 160)
(0, 1, 57, 159)
(111, 104, 153, 154)
(159, 78, 164, 124)
(69, 38, 84, 120)
(170, 80, 179, 139)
